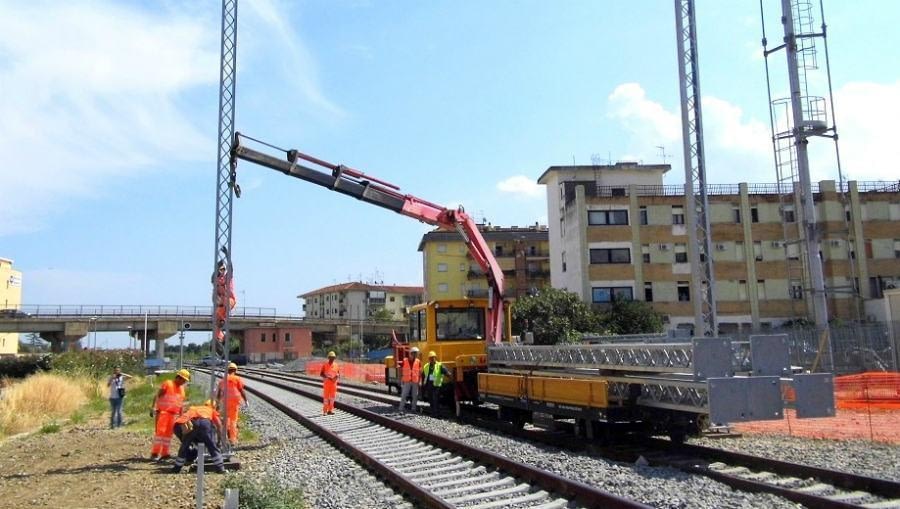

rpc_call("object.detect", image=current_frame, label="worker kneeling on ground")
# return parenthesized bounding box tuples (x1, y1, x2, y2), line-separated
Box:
(320, 351, 340, 415)
(421, 351, 450, 416)
(399, 347, 421, 413)
(171, 400, 225, 474)
(150, 369, 190, 461)
(216, 362, 248, 444)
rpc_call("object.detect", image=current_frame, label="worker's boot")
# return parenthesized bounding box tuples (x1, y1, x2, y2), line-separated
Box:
(170, 466, 182, 474)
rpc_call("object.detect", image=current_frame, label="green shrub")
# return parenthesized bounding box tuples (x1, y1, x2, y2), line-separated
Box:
(50, 350, 144, 379)
(0, 354, 52, 378)
(40, 421, 61, 434)
(222, 474, 305, 509)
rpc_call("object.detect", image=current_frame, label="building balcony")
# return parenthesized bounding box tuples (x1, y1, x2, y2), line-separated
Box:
(467, 289, 489, 298)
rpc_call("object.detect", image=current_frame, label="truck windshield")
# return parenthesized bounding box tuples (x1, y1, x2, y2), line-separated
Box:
(435, 308, 484, 341)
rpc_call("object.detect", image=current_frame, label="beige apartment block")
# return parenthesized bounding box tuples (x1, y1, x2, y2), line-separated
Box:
(418, 225, 551, 301)
(538, 164, 900, 332)
(1, 257, 23, 355)
(299, 282, 423, 320)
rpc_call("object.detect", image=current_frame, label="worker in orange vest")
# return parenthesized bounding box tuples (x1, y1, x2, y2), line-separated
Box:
(215, 362, 248, 445)
(150, 369, 190, 460)
(398, 346, 421, 414)
(171, 400, 224, 474)
(320, 351, 340, 414)
(212, 260, 237, 343)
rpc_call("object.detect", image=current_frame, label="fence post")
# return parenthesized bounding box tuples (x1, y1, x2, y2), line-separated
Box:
(195, 443, 205, 509)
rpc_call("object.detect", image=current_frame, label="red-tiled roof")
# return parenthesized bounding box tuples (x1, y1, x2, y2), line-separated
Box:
(298, 282, 423, 298)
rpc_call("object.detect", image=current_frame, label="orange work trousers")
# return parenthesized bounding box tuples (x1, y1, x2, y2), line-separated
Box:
(225, 401, 240, 443)
(322, 379, 337, 414)
(151, 411, 177, 457)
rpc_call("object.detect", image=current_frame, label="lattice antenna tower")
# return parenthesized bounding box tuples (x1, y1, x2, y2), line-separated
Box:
(211, 0, 239, 455)
(674, 0, 718, 336)
(760, 0, 846, 370)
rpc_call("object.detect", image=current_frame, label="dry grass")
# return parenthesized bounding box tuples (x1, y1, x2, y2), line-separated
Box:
(0, 373, 102, 437)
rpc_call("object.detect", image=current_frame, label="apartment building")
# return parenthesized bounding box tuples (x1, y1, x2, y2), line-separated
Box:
(243, 326, 312, 363)
(1, 257, 22, 355)
(418, 225, 551, 301)
(538, 164, 900, 332)
(299, 282, 423, 320)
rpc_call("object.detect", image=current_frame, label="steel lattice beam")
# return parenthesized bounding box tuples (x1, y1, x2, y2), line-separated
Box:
(675, 0, 717, 336)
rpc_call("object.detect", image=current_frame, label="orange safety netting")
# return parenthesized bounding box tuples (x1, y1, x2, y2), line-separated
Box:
(736, 372, 900, 444)
(306, 361, 385, 384)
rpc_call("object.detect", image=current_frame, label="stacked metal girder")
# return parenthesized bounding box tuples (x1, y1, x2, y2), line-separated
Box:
(487, 335, 834, 423)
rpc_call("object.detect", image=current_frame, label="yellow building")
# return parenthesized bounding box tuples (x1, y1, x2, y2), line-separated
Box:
(418, 225, 551, 301)
(0, 257, 23, 355)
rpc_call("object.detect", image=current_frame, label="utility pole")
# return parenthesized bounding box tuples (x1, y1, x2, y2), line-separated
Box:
(674, 0, 717, 336)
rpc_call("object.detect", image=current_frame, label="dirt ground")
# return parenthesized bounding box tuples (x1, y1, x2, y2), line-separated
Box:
(0, 419, 266, 509)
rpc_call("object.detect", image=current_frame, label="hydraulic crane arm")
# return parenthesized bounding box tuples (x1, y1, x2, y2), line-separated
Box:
(229, 133, 507, 344)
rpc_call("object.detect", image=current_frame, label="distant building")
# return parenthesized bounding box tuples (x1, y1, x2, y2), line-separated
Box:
(0, 257, 22, 355)
(298, 282, 423, 320)
(243, 327, 312, 363)
(418, 224, 550, 301)
(538, 163, 900, 332)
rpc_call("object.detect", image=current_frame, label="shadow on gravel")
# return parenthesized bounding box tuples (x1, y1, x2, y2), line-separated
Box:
(45, 456, 150, 475)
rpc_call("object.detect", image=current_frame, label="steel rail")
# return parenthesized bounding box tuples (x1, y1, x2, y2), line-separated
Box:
(216, 368, 650, 509)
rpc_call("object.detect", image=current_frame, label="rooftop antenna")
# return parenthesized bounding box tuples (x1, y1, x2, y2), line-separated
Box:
(656, 145, 672, 164)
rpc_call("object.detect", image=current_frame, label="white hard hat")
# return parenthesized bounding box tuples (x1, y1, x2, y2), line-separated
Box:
(410, 347, 420, 353)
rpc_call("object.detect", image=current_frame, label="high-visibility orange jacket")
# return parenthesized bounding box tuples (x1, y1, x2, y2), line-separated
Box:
(218, 374, 245, 403)
(175, 405, 222, 428)
(401, 358, 421, 383)
(320, 361, 340, 381)
(155, 380, 186, 413)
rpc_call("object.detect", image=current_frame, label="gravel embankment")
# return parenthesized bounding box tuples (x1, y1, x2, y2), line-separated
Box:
(690, 434, 900, 482)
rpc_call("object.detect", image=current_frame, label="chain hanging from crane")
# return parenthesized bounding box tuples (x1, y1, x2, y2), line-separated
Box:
(674, 0, 718, 336)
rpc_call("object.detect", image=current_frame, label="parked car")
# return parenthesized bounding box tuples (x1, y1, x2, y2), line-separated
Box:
(0, 309, 31, 318)
(199, 356, 225, 367)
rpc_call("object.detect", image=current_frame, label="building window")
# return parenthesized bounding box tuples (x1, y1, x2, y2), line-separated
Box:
(591, 286, 633, 303)
(644, 282, 653, 302)
(611, 187, 626, 197)
(753, 241, 763, 261)
(894, 240, 900, 259)
(677, 281, 690, 302)
(787, 243, 800, 260)
(783, 206, 795, 223)
(674, 243, 688, 263)
(495, 245, 504, 256)
(672, 206, 685, 225)
(437, 283, 449, 293)
(273, 332, 278, 342)
(261, 333, 266, 343)
(529, 245, 537, 255)
(641, 245, 650, 264)
(845, 208, 851, 221)
(561, 252, 567, 273)
(735, 241, 744, 261)
(757, 280, 767, 300)
(285, 332, 291, 342)
(437, 243, 447, 253)
(790, 279, 803, 300)
(588, 210, 629, 225)
(437, 263, 448, 272)
(639, 206, 648, 225)
(390, 296, 396, 302)
(732, 208, 741, 223)
(738, 280, 748, 301)
(750, 207, 759, 223)
(589, 248, 631, 264)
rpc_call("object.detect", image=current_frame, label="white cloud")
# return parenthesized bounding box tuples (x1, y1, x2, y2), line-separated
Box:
(607, 83, 681, 149)
(496, 175, 543, 199)
(828, 80, 900, 182)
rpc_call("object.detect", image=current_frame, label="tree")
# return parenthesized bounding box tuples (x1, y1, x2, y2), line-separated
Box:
(512, 288, 601, 345)
(598, 298, 665, 335)
(370, 307, 395, 322)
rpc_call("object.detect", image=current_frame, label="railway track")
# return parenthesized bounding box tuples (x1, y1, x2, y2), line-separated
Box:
(197, 367, 649, 509)
(235, 366, 900, 509)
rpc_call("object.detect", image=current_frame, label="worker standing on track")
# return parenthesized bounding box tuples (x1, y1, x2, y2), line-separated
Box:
(150, 369, 190, 461)
(215, 362, 248, 445)
(421, 351, 450, 416)
(320, 351, 340, 415)
(171, 400, 225, 474)
(398, 347, 421, 414)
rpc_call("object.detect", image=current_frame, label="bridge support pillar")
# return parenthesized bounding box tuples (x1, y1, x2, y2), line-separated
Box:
(40, 331, 84, 352)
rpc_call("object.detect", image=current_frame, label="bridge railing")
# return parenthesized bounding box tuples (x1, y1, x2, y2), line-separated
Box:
(10, 304, 292, 319)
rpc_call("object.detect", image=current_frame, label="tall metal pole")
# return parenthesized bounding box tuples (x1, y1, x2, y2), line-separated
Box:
(780, 0, 831, 369)
(674, 0, 717, 336)
(211, 0, 239, 455)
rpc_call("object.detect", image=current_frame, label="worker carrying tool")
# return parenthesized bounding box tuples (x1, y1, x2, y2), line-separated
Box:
(150, 369, 190, 460)
(399, 347, 421, 414)
(171, 400, 225, 474)
(212, 258, 237, 343)
(215, 362, 248, 445)
(320, 351, 340, 415)
(421, 351, 450, 416)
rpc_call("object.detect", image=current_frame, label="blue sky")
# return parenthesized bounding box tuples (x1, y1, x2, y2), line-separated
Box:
(1, 1, 898, 348)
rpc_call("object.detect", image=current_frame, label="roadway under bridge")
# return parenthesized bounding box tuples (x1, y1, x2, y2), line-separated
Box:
(0, 305, 406, 354)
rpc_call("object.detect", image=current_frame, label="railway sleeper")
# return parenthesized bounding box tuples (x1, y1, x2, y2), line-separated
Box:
(462, 489, 552, 509)
(445, 483, 532, 505)
(433, 477, 517, 498)
(424, 470, 497, 490)
(406, 460, 475, 479)
(861, 500, 900, 509)
(393, 457, 465, 474)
